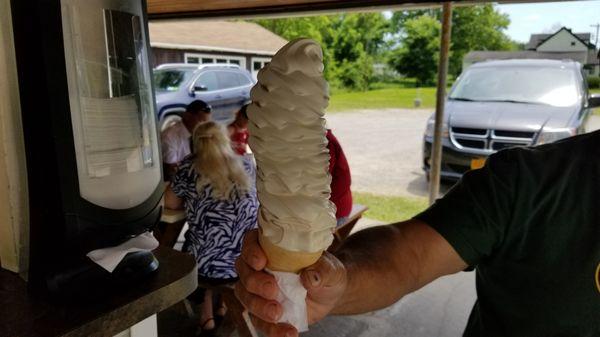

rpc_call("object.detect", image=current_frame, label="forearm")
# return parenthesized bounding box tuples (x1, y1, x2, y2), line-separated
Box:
(330, 219, 466, 315)
(331, 222, 421, 314)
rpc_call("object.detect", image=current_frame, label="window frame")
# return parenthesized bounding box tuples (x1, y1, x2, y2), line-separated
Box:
(250, 56, 271, 80)
(184, 52, 246, 69)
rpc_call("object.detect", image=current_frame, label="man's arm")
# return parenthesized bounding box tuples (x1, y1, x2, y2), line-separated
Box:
(331, 219, 467, 314)
(235, 219, 467, 337)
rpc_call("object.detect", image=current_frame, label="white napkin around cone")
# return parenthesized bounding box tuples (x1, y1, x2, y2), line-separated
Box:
(268, 269, 309, 332)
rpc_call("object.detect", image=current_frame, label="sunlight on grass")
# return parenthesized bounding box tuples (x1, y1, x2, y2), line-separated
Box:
(353, 191, 429, 223)
(328, 87, 437, 112)
(592, 89, 600, 116)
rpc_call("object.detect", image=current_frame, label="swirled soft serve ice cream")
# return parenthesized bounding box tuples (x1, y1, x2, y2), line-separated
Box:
(247, 38, 336, 274)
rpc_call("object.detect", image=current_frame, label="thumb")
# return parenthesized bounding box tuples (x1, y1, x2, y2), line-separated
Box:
(300, 251, 346, 291)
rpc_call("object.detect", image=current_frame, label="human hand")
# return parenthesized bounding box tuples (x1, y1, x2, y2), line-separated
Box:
(234, 229, 347, 337)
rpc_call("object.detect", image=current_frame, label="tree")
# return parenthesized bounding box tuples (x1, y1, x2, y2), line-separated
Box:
(388, 4, 514, 79)
(447, 5, 513, 76)
(329, 13, 388, 90)
(252, 13, 389, 90)
(387, 15, 441, 86)
(252, 16, 338, 81)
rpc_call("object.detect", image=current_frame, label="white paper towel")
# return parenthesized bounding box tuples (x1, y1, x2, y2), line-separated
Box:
(269, 270, 309, 332)
(86, 232, 159, 273)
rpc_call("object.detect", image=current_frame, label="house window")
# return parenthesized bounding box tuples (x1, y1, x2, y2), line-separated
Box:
(571, 41, 576, 46)
(187, 56, 200, 64)
(184, 53, 246, 69)
(251, 57, 271, 80)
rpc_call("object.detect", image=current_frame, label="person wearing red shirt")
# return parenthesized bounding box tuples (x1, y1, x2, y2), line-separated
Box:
(326, 129, 352, 225)
(228, 104, 250, 155)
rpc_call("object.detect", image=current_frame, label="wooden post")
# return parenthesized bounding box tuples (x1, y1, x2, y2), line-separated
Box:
(428, 1, 453, 205)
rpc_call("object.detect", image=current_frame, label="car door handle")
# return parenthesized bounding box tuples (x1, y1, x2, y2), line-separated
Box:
(215, 95, 223, 99)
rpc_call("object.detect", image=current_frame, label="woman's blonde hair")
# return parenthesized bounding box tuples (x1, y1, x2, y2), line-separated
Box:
(191, 121, 250, 200)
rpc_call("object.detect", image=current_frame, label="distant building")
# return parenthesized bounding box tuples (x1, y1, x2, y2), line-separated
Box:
(149, 20, 288, 80)
(464, 27, 599, 76)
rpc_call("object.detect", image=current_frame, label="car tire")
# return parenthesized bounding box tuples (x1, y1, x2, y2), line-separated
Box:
(160, 114, 182, 132)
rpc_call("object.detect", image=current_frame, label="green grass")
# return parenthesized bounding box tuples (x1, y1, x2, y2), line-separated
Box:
(591, 89, 600, 116)
(352, 191, 429, 223)
(327, 87, 600, 114)
(328, 87, 437, 112)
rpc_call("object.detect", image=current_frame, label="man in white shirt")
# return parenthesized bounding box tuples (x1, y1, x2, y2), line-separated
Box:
(161, 100, 211, 180)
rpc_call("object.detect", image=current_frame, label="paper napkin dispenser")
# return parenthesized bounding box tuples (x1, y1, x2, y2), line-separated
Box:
(11, 0, 163, 295)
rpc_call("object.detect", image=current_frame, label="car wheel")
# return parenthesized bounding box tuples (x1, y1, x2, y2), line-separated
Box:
(160, 114, 182, 132)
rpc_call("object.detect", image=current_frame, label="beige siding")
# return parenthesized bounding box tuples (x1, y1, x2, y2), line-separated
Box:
(537, 30, 589, 54)
(0, 0, 29, 274)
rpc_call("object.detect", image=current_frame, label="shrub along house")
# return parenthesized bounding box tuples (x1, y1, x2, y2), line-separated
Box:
(148, 19, 288, 80)
(464, 27, 599, 76)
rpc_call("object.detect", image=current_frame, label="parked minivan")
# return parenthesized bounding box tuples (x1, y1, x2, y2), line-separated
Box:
(423, 59, 600, 180)
(153, 63, 254, 130)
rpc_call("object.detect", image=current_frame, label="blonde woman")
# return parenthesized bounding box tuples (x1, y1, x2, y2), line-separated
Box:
(165, 121, 258, 334)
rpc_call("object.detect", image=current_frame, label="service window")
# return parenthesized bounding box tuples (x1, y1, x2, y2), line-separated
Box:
(195, 72, 218, 91)
(218, 71, 241, 89)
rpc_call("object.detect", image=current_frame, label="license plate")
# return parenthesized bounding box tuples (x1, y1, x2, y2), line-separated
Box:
(470, 158, 486, 170)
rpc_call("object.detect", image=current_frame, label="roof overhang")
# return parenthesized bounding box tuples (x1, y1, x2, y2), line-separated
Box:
(151, 42, 277, 56)
(147, 0, 571, 19)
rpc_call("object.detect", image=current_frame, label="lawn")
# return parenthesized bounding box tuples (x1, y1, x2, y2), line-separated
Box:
(352, 191, 429, 223)
(592, 88, 600, 116)
(328, 87, 437, 112)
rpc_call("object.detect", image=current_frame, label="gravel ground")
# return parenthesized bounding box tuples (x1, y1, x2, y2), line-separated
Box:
(328, 108, 433, 198)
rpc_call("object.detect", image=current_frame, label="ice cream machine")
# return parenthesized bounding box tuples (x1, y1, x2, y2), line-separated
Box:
(11, 0, 163, 295)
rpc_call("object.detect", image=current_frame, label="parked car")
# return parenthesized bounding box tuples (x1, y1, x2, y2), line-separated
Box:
(423, 59, 600, 181)
(153, 63, 254, 130)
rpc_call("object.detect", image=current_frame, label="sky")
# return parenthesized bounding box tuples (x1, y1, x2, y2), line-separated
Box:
(496, 1, 600, 43)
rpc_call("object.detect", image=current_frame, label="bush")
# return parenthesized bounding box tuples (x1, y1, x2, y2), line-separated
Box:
(588, 76, 600, 89)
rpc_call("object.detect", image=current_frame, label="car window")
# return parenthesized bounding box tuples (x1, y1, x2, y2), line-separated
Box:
(450, 66, 579, 107)
(236, 73, 252, 86)
(217, 71, 241, 89)
(153, 69, 194, 92)
(195, 72, 218, 91)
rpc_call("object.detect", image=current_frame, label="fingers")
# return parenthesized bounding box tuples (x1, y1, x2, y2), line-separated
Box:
(234, 281, 282, 323)
(300, 251, 347, 291)
(235, 257, 279, 300)
(240, 229, 267, 271)
(250, 315, 298, 337)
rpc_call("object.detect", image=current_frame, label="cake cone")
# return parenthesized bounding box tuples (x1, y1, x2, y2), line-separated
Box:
(259, 231, 323, 273)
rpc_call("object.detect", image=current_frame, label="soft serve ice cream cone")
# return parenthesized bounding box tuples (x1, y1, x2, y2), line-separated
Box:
(247, 38, 337, 274)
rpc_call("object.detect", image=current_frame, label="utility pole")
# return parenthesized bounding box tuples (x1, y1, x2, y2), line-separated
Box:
(429, 2, 452, 205)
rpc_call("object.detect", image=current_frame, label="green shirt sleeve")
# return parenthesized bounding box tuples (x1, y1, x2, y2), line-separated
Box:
(414, 150, 519, 266)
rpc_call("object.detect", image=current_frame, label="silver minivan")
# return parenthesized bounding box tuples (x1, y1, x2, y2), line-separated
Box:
(423, 59, 600, 180)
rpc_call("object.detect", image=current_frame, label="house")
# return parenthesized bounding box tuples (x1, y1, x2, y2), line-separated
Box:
(148, 20, 288, 80)
(464, 27, 599, 76)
